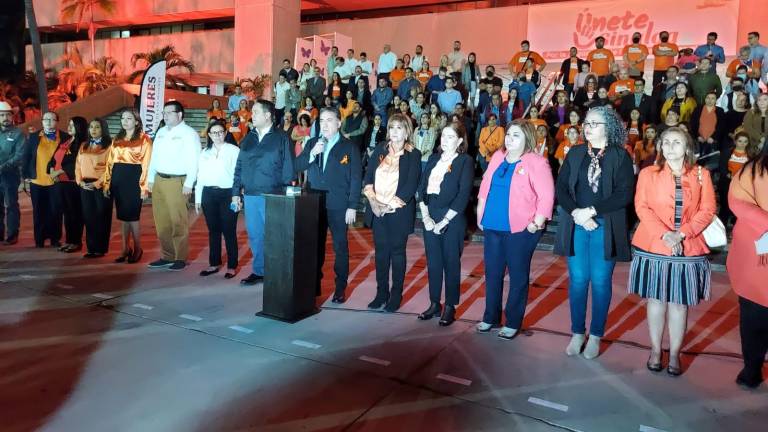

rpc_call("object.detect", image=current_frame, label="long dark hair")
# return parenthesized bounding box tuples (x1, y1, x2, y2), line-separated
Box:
(89, 117, 112, 149)
(114, 108, 143, 141)
(69, 116, 89, 146)
(740, 136, 768, 179)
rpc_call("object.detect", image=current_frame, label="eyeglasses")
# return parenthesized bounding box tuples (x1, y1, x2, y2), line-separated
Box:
(583, 121, 606, 128)
(209, 130, 226, 136)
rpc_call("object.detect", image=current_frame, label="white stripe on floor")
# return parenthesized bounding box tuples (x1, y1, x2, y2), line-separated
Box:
(527, 397, 569, 412)
(132, 303, 154, 310)
(639, 425, 668, 432)
(229, 325, 254, 334)
(179, 314, 203, 322)
(291, 340, 321, 349)
(358, 355, 391, 366)
(436, 373, 472, 386)
(91, 293, 114, 299)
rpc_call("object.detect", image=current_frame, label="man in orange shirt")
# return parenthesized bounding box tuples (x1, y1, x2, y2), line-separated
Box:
(608, 68, 635, 102)
(623, 32, 649, 79)
(508, 40, 546, 75)
(652, 31, 679, 87)
(587, 36, 615, 86)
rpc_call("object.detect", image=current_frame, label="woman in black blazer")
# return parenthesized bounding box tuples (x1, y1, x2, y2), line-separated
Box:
(49, 116, 86, 252)
(363, 113, 422, 312)
(416, 122, 474, 325)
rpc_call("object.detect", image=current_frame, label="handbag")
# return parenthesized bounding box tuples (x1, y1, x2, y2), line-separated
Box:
(697, 166, 727, 248)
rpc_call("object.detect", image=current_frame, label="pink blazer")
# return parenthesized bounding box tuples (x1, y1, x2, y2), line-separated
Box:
(477, 151, 555, 233)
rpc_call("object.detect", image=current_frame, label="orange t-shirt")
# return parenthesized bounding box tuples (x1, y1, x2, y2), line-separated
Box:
(508, 51, 545, 74)
(608, 79, 635, 98)
(726, 59, 755, 78)
(652, 43, 679, 71)
(567, 58, 580, 84)
(555, 124, 581, 143)
(416, 70, 433, 86)
(529, 118, 548, 130)
(623, 44, 649, 73)
(390, 69, 406, 90)
(728, 149, 749, 176)
(587, 48, 614, 76)
(627, 121, 641, 145)
(634, 140, 655, 165)
(555, 140, 583, 161)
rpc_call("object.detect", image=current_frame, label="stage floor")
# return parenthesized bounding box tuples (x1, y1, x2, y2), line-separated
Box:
(1, 198, 766, 431)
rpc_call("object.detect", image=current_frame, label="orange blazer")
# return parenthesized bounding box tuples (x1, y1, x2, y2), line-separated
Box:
(632, 164, 716, 256)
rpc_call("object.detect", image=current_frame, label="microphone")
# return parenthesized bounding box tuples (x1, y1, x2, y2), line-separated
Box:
(316, 136, 327, 171)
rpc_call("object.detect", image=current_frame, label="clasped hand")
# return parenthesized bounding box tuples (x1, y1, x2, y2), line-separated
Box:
(662, 231, 684, 255)
(572, 208, 598, 231)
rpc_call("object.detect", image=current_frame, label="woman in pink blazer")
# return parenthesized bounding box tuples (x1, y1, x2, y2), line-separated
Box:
(475, 119, 555, 339)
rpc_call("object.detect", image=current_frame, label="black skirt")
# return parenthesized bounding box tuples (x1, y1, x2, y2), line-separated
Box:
(111, 163, 142, 222)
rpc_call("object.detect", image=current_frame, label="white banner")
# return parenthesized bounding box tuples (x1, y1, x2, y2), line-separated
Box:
(139, 60, 166, 138)
(528, 0, 741, 61)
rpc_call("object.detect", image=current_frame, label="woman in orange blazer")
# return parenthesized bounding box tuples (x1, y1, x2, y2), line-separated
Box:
(629, 126, 716, 376)
(727, 142, 768, 389)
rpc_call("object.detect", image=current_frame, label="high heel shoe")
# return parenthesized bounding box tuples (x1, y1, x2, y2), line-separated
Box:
(127, 248, 143, 264)
(438, 305, 456, 326)
(114, 249, 132, 263)
(667, 354, 683, 376)
(418, 302, 442, 320)
(646, 351, 663, 372)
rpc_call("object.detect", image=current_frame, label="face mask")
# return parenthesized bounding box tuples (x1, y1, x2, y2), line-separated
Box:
(632, 37, 641, 43)
(732, 85, 744, 92)
(660, 36, 669, 43)
(737, 73, 747, 80)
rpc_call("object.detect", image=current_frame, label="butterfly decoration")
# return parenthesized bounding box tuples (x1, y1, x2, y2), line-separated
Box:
(340, 155, 349, 165)
(301, 47, 312, 58)
(320, 40, 331, 56)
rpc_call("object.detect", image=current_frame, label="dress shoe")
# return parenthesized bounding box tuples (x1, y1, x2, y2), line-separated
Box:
(667, 354, 683, 376)
(64, 244, 82, 253)
(438, 305, 456, 326)
(418, 302, 442, 320)
(224, 271, 236, 279)
(147, 258, 173, 268)
(200, 268, 220, 277)
(367, 294, 389, 309)
(127, 248, 144, 264)
(736, 369, 762, 389)
(384, 295, 402, 313)
(240, 273, 263, 285)
(114, 249, 132, 263)
(331, 294, 347, 304)
(84, 252, 105, 259)
(4, 236, 18, 245)
(646, 351, 663, 372)
(168, 260, 186, 271)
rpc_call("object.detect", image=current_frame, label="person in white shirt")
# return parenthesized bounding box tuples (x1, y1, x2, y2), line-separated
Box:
(228, 85, 247, 113)
(411, 45, 427, 74)
(359, 52, 374, 77)
(196, 120, 240, 279)
(146, 101, 201, 271)
(377, 44, 397, 84)
(273, 74, 291, 125)
(343, 49, 359, 80)
(446, 40, 466, 83)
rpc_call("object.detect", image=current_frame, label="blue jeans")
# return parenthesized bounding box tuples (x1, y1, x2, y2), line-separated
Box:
(243, 195, 266, 275)
(0, 170, 21, 239)
(567, 222, 615, 337)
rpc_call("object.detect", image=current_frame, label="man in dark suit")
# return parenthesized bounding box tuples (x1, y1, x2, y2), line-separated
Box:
(349, 65, 369, 92)
(295, 107, 362, 303)
(306, 66, 326, 106)
(618, 77, 653, 122)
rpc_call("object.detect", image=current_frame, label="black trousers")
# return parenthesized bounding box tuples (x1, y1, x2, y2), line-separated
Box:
(53, 182, 83, 245)
(372, 212, 410, 302)
(0, 170, 21, 239)
(423, 214, 466, 306)
(313, 191, 350, 296)
(201, 187, 238, 269)
(30, 183, 61, 247)
(739, 296, 768, 383)
(652, 70, 666, 88)
(80, 186, 113, 254)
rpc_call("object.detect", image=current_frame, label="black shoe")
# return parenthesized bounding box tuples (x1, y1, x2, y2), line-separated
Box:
(168, 261, 186, 271)
(83, 252, 96, 259)
(331, 294, 347, 304)
(367, 294, 389, 309)
(384, 295, 402, 313)
(646, 352, 663, 372)
(736, 370, 762, 389)
(127, 248, 143, 264)
(4, 236, 18, 245)
(438, 305, 456, 326)
(114, 249, 132, 263)
(667, 355, 683, 377)
(199, 268, 220, 277)
(224, 271, 236, 279)
(240, 273, 263, 285)
(64, 244, 82, 253)
(147, 258, 173, 268)
(418, 302, 442, 320)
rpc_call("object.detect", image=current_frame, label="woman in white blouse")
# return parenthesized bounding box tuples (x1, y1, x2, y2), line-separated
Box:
(195, 120, 241, 279)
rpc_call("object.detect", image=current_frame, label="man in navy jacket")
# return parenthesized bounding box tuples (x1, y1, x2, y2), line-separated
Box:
(295, 107, 362, 303)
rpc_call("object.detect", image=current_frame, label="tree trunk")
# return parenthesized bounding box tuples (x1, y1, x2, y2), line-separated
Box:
(89, 8, 96, 64)
(24, 0, 48, 113)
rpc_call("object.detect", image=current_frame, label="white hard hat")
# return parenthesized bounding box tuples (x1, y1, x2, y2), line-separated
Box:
(0, 101, 13, 112)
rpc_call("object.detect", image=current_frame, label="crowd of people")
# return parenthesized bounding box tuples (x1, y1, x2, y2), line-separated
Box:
(0, 28, 767, 390)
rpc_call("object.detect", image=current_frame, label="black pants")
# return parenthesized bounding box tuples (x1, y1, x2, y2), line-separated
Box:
(372, 213, 410, 302)
(423, 212, 465, 306)
(739, 296, 768, 384)
(80, 185, 113, 254)
(30, 183, 61, 247)
(201, 187, 238, 269)
(0, 170, 21, 240)
(53, 182, 83, 245)
(314, 192, 350, 296)
(652, 70, 666, 88)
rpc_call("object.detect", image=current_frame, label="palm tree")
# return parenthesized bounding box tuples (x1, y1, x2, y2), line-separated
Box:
(56, 45, 121, 99)
(24, 0, 48, 112)
(60, 0, 116, 63)
(128, 45, 195, 90)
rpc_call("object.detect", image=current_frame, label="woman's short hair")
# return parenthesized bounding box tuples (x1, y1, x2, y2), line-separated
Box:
(439, 121, 469, 154)
(584, 105, 628, 148)
(655, 126, 697, 169)
(386, 113, 414, 145)
(504, 119, 537, 154)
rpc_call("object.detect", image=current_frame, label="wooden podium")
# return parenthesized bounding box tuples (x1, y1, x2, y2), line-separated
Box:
(258, 192, 320, 322)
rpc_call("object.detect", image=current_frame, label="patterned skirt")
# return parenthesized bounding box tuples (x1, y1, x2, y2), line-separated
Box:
(628, 248, 711, 306)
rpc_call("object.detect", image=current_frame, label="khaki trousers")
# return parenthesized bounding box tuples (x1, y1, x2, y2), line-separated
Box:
(152, 175, 189, 261)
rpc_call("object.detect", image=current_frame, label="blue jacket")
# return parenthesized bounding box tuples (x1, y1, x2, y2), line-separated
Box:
(509, 80, 536, 109)
(372, 87, 393, 114)
(693, 44, 726, 73)
(397, 77, 421, 101)
(22, 129, 71, 180)
(425, 75, 446, 103)
(294, 135, 362, 210)
(232, 126, 294, 196)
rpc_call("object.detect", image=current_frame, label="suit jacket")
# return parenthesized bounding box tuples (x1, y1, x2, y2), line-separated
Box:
(619, 93, 653, 122)
(295, 135, 362, 210)
(689, 105, 727, 145)
(349, 74, 369, 93)
(416, 153, 474, 221)
(559, 57, 589, 86)
(363, 144, 422, 234)
(307, 76, 326, 102)
(22, 129, 71, 180)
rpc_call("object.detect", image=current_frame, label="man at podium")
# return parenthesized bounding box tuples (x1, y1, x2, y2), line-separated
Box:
(295, 107, 362, 303)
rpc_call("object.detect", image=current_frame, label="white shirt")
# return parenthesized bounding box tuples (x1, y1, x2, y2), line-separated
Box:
(411, 54, 427, 73)
(194, 143, 240, 204)
(359, 60, 374, 75)
(427, 153, 457, 195)
(335, 62, 352, 83)
(378, 52, 397, 74)
(274, 81, 290, 109)
(147, 121, 201, 189)
(344, 57, 359, 75)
